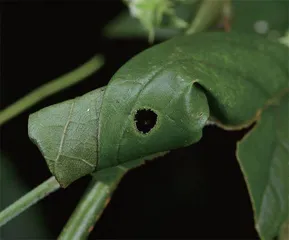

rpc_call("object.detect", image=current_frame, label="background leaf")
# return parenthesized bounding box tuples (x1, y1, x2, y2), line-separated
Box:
(231, 0, 289, 40)
(104, 0, 201, 41)
(103, 10, 181, 41)
(105, 0, 289, 42)
(237, 92, 289, 239)
(124, 0, 192, 42)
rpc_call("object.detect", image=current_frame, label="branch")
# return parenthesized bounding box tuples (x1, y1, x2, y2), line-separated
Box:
(58, 180, 109, 240)
(186, 0, 226, 35)
(0, 55, 104, 126)
(58, 167, 127, 240)
(0, 176, 60, 227)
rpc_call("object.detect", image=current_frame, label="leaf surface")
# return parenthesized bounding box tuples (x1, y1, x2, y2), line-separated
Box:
(28, 88, 105, 187)
(99, 32, 288, 166)
(237, 92, 289, 239)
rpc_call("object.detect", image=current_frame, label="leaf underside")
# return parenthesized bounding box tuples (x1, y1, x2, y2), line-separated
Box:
(28, 88, 105, 187)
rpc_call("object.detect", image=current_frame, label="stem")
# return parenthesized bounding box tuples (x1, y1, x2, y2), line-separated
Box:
(186, 0, 225, 35)
(58, 166, 128, 240)
(0, 176, 60, 227)
(0, 55, 104, 126)
(58, 180, 110, 240)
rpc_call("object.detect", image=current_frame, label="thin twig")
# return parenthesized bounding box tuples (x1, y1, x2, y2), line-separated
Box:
(58, 167, 127, 240)
(58, 180, 109, 240)
(0, 55, 104, 126)
(186, 0, 225, 35)
(0, 176, 60, 227)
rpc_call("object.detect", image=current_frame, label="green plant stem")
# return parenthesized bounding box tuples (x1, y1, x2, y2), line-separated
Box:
(186, 0, 225, 35)
(58, 167, 127, 240)
(0, 176, 60, 227)
(58, 180, 110, 240)
(0, 55, 104, 126)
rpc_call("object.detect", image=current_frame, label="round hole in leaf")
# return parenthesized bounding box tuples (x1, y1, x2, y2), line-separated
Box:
(134, 109, 157, 134)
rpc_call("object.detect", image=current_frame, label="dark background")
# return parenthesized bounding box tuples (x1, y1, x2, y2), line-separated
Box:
(1, 1, 258, 239)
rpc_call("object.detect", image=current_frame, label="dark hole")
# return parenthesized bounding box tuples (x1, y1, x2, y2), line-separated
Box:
(134, 109, 157, 134)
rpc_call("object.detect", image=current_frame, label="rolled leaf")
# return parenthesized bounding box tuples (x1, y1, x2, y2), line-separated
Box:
(28, 32, 288, 238)
(28, 88, 105, 187)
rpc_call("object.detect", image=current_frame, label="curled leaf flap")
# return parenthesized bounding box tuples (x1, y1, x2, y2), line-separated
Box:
(28, 88, 105, 187)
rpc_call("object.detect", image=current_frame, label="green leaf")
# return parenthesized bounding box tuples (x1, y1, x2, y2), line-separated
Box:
(99, 32, 288, 164)
(237, 92, 289, 239)
(28, 32, 288, 238)
(28, 85, 168, 188)
(98, 32, 288, 238)
(28, 87, 105, 187)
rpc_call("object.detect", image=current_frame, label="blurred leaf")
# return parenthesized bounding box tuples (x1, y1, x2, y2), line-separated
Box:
(279, 219, 289, 240)
(105, 0, 203, 41)
(105, 0, 231, 42)
(231, 0, 289, 40)
(279, 30, 289, 47)
(124, 0, 190, 42)
(0, 153, 51, 239)
(106, 0, 289, 43)
(103, 10, 181, 41)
